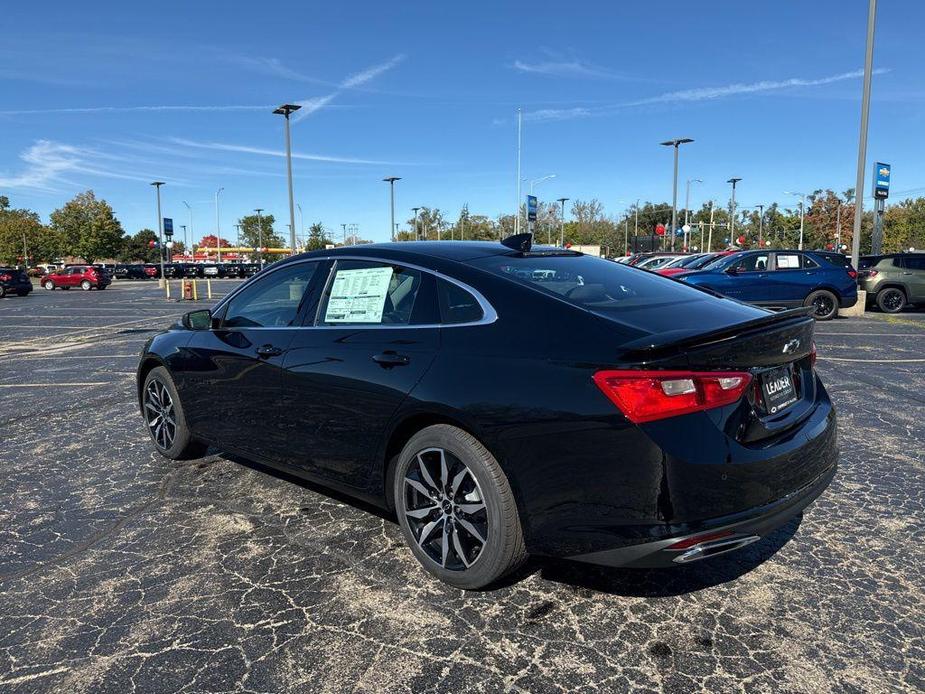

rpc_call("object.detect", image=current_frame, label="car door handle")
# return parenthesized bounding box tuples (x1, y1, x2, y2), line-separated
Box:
(256, 344, 284, 358)
(372, 351, 410, 367)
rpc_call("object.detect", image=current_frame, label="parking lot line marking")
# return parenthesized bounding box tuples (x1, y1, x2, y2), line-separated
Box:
(18, 354, 138, 360)
(820, 357, 925, 363)
(0, 382, 114, 387)
(816, 332, 924, 336)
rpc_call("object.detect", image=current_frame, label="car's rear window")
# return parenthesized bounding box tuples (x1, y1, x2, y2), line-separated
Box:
(816, 252, 849, 268)
(471, 253, 743, 319)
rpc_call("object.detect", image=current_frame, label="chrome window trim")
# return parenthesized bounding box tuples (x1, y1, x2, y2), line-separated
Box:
(211, 255, 497, 330)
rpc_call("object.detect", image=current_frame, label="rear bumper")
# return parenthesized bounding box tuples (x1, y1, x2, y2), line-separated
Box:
(568, 463, 835, 568)
(1, 281, 32, 293)
(839, 294, 858, 309)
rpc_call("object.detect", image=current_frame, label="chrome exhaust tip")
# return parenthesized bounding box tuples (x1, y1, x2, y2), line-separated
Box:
(671, 534, 761, 564)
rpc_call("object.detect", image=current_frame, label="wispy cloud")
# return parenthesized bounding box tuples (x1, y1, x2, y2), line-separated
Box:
(520, 68, 888, 123)
(625, 68, 890, 106)
(167, 137, 408, 166)
(512, 59, 623, 80)
(523, 107, 592, 122)
(292, 54, 405, 123)
(341, 54, 406, 89)
(0, 104, 272, 116)
(222, 55, 334, 86)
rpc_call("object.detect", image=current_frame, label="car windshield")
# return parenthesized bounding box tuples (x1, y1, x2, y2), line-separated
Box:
(667, 254, 705, 269)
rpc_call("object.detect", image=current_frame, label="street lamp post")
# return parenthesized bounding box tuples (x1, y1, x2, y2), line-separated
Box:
(254, 208, 264, 270)
(383, 177, 401, 242)
(151, 182, 166, 287)
(411, 207, 421, 241)
(214, 187, 224, 263)
(556, 197, 569, 247)
(756, 204, 765, 247)
(182, 201, 193, 257)
(660, 138, 694, 251)
(273, 104, 302, 255)
(727, 178, 742, 242)
(851, 0, 878, 270)
(297, 203, 304, 250)
(180, 225, 187, 258)
(515, 108, 523, 235)
(684, 178, 702, 250)
(785, 192, 806, 250)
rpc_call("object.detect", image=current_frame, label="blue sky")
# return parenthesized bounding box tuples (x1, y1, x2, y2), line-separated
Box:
(2, 1, 923, 244)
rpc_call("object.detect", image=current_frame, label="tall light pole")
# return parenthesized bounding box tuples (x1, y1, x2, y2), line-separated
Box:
(182, 201, 193, 257)
(785, 192, 807, 250)
(411, 207, 421, 241)
(273, 104, 302, 255)
(707, 200, 715, 252)
(383, 176, 401, 242)
(851, 0, 878, 269)
(214, 187, 224, 263)
(297, 203, 304, 250)
(755, 204, 765, 247)
(254, 208, 264, 270)
(684, 178, 702, 250)
(727, 178, 742, 242)
(180, 225, 187, 257)
(557, 197, 569, 247)
(341, 223, 347, 246)
(151, 182, 166, 287)
(515, 108, 523, 235)
(660, 138, 694, 251)
(528, 174, 556, 194)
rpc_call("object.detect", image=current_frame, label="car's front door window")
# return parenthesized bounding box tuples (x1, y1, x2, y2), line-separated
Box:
(222, 262, 319, 328)
(316, 260, 435, 326)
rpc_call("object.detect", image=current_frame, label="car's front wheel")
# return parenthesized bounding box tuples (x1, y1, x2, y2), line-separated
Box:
(142, 366, 208, 460)
(805, 289, 839, 320)
(43, 280, 55, 290)
(393, 424, 527, 589)
(876, 287, 906, 313)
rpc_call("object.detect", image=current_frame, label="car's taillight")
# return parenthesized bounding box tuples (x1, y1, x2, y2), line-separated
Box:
(0, 274, 11, 281)
(593, 370, 753, 424)
(847, 269, 858, 279)
(866, 270, 878, 278)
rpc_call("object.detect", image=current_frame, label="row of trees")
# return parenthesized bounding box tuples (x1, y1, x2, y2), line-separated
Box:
(0, 191, 337, 266)
(2, 188, 922, 266)
(395, 191, 924, 255)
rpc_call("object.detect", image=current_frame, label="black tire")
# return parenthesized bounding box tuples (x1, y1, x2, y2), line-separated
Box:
(804, 289, 839, 320)
(393, 424, 527, 589)
(142, 366, 208, 460)
(16, 290, 29, 297)
(80, 279, 92, 291)
(876, 287, 906, 313)
(98, 284, 107, 290)
(43, 280, 54, 290)
(62, 286, 70, 290)
(0, 286, 6, 298)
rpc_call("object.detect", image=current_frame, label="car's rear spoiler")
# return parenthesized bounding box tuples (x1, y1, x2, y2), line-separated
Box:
(619, 307, 814, 362)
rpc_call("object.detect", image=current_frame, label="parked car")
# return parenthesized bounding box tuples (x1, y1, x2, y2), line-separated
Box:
(678, 249, 858, 320)
(626, 251, 678, 267)
(41, 265, 111, 291)
(0, 267, 33, 297)
(636, 254, 683, 270)
(114, 263, 148, 280)
(657, 251, 738, 277)
(858, 253, 925, 313)
(138, 237, 837, 589)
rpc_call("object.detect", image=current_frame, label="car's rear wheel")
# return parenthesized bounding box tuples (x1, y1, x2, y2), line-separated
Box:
(876, 287, 906, 313)
(43, 280, 54, 290)
(16, 290, 29, 297)
(804, 289, 838, 320)
(80, 280, 92, 291)
(142, 366, 208, 460)
(393, 424, 527, 589)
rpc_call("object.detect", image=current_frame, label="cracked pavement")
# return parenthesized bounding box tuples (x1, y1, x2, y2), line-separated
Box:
(0, 281, 923, 693)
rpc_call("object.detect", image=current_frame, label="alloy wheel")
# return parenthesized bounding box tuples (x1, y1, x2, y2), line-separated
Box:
(812, 294, 834, 318)
(403, 447, 489, 571)
(881, 289, 904, 312)
(144, 379, 177, 450)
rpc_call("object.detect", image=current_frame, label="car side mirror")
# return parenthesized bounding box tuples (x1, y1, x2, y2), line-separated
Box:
(182, 309, 213, 330)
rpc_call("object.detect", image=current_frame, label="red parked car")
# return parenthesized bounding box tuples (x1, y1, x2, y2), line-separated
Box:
(41, 265, 111, 291)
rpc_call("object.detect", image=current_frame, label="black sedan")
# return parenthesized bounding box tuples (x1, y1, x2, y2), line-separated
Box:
(137, 237, 837, 589)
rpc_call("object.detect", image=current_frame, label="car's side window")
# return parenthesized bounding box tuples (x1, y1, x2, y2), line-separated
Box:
(222, 262, 318, 328)
(801, 255, 819, 269)
(317, 260, 435, 326)
(774, 254, 801, 270)
(905, 256, 925, 271)
(730, 254, 769, 272)
(438, 278, 484, 324)
(891, 257, 904, 269)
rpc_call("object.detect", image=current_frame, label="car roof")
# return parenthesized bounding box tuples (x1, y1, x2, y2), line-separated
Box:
(287, 241, 517, 265)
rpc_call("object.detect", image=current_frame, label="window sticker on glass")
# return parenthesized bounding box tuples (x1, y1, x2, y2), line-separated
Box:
(777, 254, 800, 269)
(324, 266, 394, 323)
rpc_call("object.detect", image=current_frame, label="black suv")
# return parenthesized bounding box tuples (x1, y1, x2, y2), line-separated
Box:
(859, 253, 925, 312)
(0, 267, 32, 298)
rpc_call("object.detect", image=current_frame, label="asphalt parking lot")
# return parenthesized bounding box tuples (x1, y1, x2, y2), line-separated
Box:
(0, 281, 923, 693)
